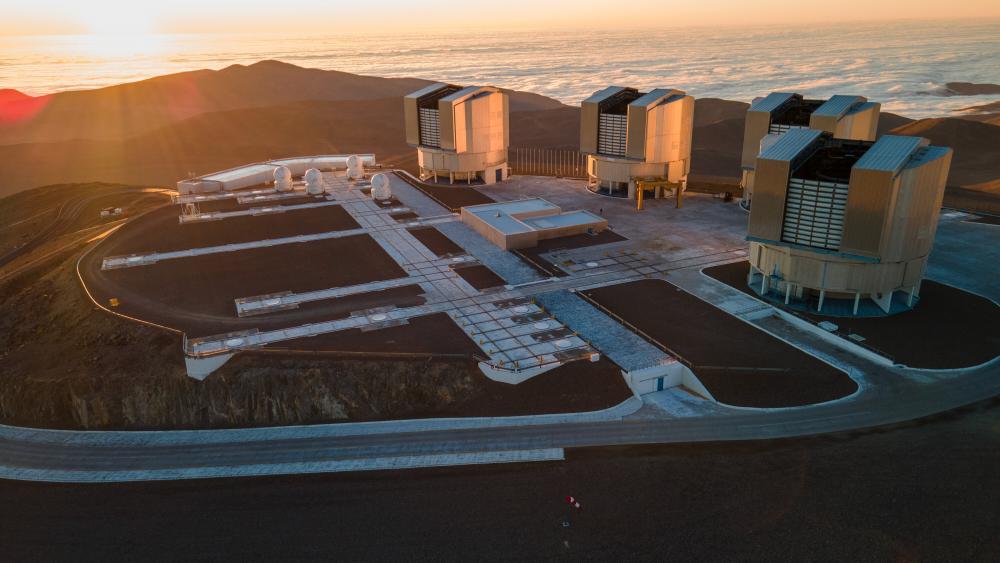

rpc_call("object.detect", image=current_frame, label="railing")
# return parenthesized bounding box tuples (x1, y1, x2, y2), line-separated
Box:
(509, 147, 587, 178)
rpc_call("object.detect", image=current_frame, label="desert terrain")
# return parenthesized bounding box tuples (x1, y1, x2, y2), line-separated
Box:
(1, 61, 999, 202)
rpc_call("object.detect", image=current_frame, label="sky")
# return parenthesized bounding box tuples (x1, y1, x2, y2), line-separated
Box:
(2, 0, 999, 35)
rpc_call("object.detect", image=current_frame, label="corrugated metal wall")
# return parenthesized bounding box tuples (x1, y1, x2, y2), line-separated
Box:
(417, 108, 440, 148)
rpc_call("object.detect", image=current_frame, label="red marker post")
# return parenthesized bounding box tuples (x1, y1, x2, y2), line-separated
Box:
(563, 496, 583, 527)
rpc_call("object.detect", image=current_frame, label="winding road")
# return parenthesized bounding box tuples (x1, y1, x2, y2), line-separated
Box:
(1, 345, 997, 482)
(2, 185, 997, 483)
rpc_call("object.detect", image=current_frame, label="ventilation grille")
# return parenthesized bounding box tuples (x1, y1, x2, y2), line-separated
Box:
(597, 113, 627, 157)
(768, 123, 795, 135)
(781, 178, 848, 250)
(418, 108, 441, 148)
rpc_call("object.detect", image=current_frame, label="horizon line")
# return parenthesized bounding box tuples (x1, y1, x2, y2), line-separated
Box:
(2, 15, 998, 38)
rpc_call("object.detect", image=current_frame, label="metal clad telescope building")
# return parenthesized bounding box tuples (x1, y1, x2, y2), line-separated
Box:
(746, 130, 952, 316)
(579, 86, 694, 199)
(741, 93, 880, 208)
(404, 83, 509, 185)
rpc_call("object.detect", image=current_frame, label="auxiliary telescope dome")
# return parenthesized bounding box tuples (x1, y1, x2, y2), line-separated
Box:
(370, 173, 392, 201)
(346, 154, 365, 180)
(304, 168, 324, 194)
(273, 166, 293, 192)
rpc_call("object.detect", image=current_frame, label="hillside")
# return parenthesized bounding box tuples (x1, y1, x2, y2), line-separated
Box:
(890, 117, 1000, 187)
(0, 97, 753, 195)
(0, 62, 998, 200)
(0, 60, 565, 145)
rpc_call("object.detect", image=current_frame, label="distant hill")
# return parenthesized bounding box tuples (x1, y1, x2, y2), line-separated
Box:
(953, 101, 1000, 126)
(943, 82, 1000, 96)
(0, 63, 998, 201)
(889, 117, 1000, 187)
(0, 60, 566, 146)
(0, 98, 415, 194)
(0, 89, 31, 105)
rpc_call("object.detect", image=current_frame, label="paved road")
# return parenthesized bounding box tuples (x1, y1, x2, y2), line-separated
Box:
(1, 351, 997, 481)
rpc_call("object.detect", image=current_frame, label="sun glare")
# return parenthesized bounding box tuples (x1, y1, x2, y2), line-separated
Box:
(72, 33, 166, 58)
(77, 4, 156, 36)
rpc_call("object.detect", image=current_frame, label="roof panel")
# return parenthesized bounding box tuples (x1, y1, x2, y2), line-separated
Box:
(582, 86, 630, 105)
(904, 145, 951, 169)
(749, 92, 796, 114)
(813, 95, 865, 118)
(440, 85, 498, 104)
(844, 101, 879, 117)
(758, 128, 824, 162)
(855, 135, 925, 174)
(404, 82, 451, 100)
(630, 88, 683, 108)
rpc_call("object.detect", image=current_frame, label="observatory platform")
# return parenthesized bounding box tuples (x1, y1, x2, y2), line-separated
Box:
(78, 158, 997, 410)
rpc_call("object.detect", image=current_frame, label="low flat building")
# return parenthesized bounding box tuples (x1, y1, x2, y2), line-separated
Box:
(579, 86, 694, 199)
(176, 155, 376, 194)
(741, 93, 880, 208)
(461, 198, 607, 250)
(404, 83, 509, 185)
(747, 130, 951, 315)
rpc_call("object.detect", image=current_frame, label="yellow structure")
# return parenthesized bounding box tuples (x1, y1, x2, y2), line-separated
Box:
(741, 93, 881, 209)
(579, 86, 694, 199)
(747, 130, 952, 316)
(404, 83, 509, 185)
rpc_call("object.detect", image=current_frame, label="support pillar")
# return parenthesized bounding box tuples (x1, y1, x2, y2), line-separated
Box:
(853, 292, 861, 315)
(907, 286, 916, 307)
(785, 283, 791, 305)
(817, 290, 826, 313)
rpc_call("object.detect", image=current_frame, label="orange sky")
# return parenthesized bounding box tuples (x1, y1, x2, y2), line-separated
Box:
(3, 0, 999, 36)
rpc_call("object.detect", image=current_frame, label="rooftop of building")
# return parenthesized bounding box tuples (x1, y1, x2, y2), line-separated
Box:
(750, 92, 870, 125)
(584, 86, 686, 115)
(760, 132, 944, 183)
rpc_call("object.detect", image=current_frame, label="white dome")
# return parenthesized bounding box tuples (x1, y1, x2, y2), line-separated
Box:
(273, 166, 292, 182)
(346, 154, 365, 180)
(273, 166, 293, 192)
(370, 173, 392, 201)
(304, 168, 324, 194)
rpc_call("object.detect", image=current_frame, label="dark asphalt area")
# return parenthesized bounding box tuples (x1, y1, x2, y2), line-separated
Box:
(584, 279, 858, 407)
(99, 203, 360, 256)
(704, 260, 1000, 369)
(516, 229, 627, 277)
(194, 194, 320, 213)
(2, 397, 996, 562)
(83, 233, 410, 337)
(408, 226, 465, 257)
(395, 172, 495, 212)
(454, 264, 506, 290)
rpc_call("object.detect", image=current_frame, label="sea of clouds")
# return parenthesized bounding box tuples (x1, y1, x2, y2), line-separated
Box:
(2, 20, 998, 118)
